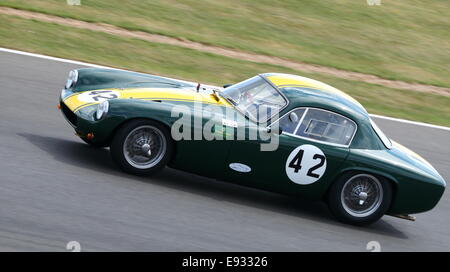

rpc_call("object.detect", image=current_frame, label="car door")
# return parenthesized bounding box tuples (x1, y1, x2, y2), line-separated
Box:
(169, 104, 234, 179)
(224, 107, 357, 197)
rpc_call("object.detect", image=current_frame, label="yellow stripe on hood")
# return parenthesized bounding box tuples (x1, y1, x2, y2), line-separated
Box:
(63, 87, 231, 112)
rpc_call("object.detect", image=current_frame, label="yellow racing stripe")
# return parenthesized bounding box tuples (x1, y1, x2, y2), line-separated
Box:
(63, 88, 231, 112)
(266, 74, 362, 106)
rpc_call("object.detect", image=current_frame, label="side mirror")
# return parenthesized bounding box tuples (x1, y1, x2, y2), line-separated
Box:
(289, 112, 299, 123)
(223, 84, 233, 88)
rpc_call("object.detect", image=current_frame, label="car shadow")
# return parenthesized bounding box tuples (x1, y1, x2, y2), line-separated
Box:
(18, 132, 408, 239)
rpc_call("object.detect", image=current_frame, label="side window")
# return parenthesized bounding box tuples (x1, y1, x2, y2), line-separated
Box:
(296, 108, 356, 146)
(278, 109, 306, 134)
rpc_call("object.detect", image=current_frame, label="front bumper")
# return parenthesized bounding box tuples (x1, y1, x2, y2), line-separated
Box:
(60, 100, 78, 127)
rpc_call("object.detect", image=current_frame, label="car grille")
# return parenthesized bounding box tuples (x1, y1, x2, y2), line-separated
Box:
(60, 101, 78, 127)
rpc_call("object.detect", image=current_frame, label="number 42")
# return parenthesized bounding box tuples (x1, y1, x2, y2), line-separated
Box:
(288, 149, 325, 178)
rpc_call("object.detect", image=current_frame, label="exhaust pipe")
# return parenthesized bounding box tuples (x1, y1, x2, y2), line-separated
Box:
(390, 214, 416, 221)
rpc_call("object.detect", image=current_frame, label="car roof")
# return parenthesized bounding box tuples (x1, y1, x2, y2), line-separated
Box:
(261, 73, 388, 149)
(262, 73, 369, 122)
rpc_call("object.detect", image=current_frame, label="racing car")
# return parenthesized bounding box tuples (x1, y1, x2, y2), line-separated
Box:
(58, 69, 446, 225)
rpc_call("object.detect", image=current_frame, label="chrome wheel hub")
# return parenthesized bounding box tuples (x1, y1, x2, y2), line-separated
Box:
(358, 191, 368, 205)
(141, 143, 151, 156)
(341, 174, 383, 217)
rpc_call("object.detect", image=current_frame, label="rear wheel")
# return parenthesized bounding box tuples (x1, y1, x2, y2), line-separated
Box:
(327, 172, 392, 226)
(110, 119, 173, 175)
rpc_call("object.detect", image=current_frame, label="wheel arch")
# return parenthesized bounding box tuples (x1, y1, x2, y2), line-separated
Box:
(325, 167, 399, 210)
(106, 117, 174, 146)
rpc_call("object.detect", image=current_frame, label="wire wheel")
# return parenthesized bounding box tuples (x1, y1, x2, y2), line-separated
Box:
(341, 174, 383, 218)
(123, 125, 167, 169)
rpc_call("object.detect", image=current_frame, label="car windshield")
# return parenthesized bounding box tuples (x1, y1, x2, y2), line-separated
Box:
(220, 76, 287, 123)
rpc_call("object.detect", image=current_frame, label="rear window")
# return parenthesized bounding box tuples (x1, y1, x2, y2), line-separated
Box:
(370, 118, 392, 149)
(297, 109, 357, 146)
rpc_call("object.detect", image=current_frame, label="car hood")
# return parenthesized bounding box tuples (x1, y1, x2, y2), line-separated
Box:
(61, 68, 231, 113)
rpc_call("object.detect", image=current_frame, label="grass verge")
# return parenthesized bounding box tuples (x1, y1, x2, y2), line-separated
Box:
(1, 14, 449, 127)
(1, 0, 449, 88)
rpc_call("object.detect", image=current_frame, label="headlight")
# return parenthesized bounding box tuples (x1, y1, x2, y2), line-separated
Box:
(65, 70, 78, 89)
(95, 100, 109, 120)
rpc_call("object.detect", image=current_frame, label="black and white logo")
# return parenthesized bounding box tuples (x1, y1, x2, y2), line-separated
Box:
(229, 163, 251, 173)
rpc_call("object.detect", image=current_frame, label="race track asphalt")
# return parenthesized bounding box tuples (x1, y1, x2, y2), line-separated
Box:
(0, 51, 449, 251)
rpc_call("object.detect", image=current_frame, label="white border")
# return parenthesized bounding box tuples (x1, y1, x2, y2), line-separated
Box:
(1, 47, 449, 132)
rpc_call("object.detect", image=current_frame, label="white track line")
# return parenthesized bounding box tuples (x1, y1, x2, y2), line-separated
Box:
(368, 114, 450, 131)
(0, 47, 111, 69)
(1, 47, 449, 132)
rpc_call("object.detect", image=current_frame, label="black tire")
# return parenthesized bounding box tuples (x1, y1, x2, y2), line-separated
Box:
(327, 172, 392, 226)
(80, 137, 108, 148)
(110, 119, 173, 175)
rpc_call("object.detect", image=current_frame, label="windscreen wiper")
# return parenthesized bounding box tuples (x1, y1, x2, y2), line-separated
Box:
(218, 92, 237, 106)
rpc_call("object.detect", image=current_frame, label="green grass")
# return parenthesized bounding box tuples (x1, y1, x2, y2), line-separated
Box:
(1, 14, 449, 127)
(1, 0, 449, 88)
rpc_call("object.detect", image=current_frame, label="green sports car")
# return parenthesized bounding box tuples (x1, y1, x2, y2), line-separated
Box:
(59, 68, 446, 225)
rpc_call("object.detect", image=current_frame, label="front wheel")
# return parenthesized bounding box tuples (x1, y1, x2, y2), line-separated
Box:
(327, 172, 392, 226)
(110, 119, 173, 175)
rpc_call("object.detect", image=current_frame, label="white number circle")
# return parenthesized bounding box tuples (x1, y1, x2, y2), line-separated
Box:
(78, 90, 119, 103)
(285, 144, 327, 185)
